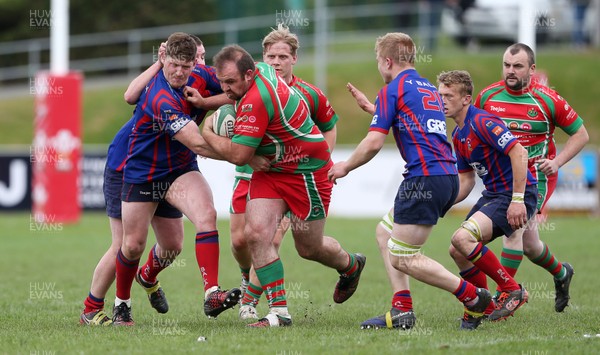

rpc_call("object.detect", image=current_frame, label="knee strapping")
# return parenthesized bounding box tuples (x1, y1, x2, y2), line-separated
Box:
(379, 211, 393, 234)
(460, 218, 482, 242)
(387, 237, 421, 257)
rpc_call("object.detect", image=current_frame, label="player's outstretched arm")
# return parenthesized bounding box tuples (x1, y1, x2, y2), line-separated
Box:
(173, 121, 225, 160)
(347, 82, 375, 115)
(124, 42, 166, 105)
(184, 86, 233, 110)
(201, 117, 256, 165)
(328, 130, 385, 183)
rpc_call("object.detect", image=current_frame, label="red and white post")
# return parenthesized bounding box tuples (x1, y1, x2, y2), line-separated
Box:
(32, 0, 82, 223)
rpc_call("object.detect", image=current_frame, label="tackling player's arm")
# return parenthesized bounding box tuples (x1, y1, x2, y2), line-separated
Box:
(328, 131, 386, 183)
(124, 42, 166, 105)
(184, 86, 233, 110)
(174, 121, 226, 160)
(201, 116, 256, 165)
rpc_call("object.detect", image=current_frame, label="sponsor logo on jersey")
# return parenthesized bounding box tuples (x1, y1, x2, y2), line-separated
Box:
(489, 105, 506, 113)
(521, 123, 532, 131)
(426, 119, 446, 134)
(371, 115, 378, 125)
(492, 126, 503, 136)
(497, 131, 514, 148)
(168, 117, 189, 133)
(248, 116, 256, 123)
(485, 121, 493, 127)
(527, 108, 538, 118)
(467, 138, 473, 152)
(469, 162, 488, 177)
(236, 115, 249, 123)
(508, 122, 519, 130)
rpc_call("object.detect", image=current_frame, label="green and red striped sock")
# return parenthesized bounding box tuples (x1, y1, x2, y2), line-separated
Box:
(530, 242, 566, 279)
(256, 258, 287, 308)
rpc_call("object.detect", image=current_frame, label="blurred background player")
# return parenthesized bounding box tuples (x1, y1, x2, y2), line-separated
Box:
(328, 32, 490, 330)
(476, 43, 588, 313)
(234, 24, 340, 320)
(439, 70, 533, 329)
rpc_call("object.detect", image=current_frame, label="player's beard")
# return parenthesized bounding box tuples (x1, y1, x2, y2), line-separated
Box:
(504, 75, 529, 92)
(225, 90, 242, 101)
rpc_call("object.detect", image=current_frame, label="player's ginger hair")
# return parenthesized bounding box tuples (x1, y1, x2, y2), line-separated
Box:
(262, 24, 299, 56)
(375, 32, 416, 66)
(437, 70, 474, 98)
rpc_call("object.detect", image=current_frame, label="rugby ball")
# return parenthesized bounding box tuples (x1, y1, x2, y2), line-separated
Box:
(212, 104, 236, 138)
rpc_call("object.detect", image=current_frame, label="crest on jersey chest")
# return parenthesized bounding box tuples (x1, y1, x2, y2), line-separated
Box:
(527, 107, 538, 118)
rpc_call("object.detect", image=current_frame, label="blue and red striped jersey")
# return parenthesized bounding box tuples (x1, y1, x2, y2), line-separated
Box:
(123, 69, 196, 183)
(106, 64, 222, 174)
(452, 105, 537, 192)
(106, 118, 134, 172)
(369, 68, 457, 179)
(189, 65, 222, 125)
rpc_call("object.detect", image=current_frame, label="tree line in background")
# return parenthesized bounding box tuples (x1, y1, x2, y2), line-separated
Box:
(0, 0, 404, 81)
(1, 0, 403, 41)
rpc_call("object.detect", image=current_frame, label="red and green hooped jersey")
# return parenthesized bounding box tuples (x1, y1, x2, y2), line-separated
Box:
(231, 62, 330, 174)
(475, 79, 584, 208)
(475, 79, 583, 165)
(289, 74, 339, 132)
(233, 72, 338, 180)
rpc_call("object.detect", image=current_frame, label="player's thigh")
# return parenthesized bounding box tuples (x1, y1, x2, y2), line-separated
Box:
(273, 214, 291, 248)
(108, 216, 124, 249)
(150, 216, 184, 252)
(454, 211, 495, 244)
(391, 223, 434, 246)
(289, 216, 326, 251)
(166, 171, 216, 228)
(245, 198, 287, 243)
(230, 213, 246, 247)
(121, 201, 157, 253)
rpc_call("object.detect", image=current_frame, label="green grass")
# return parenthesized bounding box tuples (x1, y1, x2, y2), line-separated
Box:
(1, 212, 599, 354)
(1, 45, 599, 146)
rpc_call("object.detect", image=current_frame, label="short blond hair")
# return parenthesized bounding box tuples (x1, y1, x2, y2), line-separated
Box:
(375, 32, 416, 65)
(437, 70, 474, 97)
(262, 24, 300, 56)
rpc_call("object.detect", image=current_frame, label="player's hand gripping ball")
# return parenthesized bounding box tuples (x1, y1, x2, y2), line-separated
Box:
(212, 104, 236, 138)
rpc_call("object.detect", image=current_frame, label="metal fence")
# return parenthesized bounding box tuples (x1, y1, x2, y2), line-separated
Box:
(0, 2, 433, 90)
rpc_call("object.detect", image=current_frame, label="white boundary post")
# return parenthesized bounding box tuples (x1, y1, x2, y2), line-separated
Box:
(50, 0, 68, 75)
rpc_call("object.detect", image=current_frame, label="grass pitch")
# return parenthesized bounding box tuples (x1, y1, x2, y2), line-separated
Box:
(1, 212, 599, 354)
